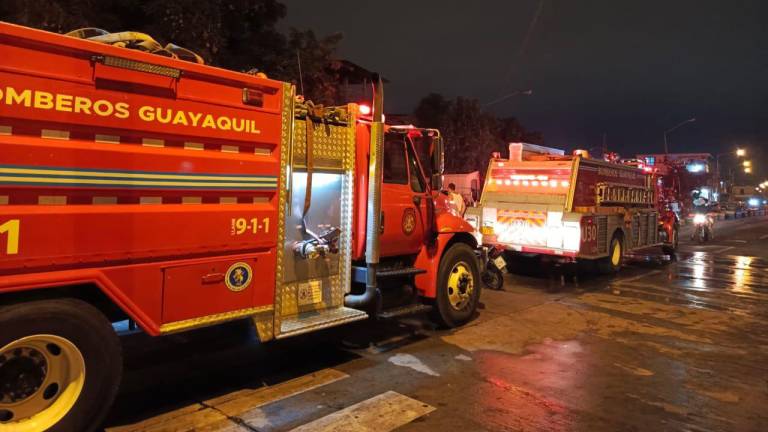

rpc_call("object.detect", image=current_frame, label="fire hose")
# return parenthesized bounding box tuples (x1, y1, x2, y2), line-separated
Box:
(66, 28, 204, 64)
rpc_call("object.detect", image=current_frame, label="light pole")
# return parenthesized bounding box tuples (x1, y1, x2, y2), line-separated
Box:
(663, 117, 696, 154)
(483, 89, 533, 108)
(715, 148, 746, 198)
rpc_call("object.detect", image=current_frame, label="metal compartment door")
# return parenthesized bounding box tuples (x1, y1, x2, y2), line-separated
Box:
(272, 103, 367, 339)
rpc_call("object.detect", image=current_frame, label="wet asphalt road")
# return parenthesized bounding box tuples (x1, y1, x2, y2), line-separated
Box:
(103, 215, 768, 432)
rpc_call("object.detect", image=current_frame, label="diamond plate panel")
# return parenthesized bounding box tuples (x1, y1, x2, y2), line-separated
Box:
(275, 103, 358, 336)
(292, 119, 348, 170)
(253, 315, 274, 342)
(278, 306, 368, 339)
(274, 82, 295, 334)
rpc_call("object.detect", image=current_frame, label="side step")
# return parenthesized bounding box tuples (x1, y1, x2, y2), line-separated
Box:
(378, 303, 433, 320)
(352, 266, 427, 284)
(277, 306, 368, 339)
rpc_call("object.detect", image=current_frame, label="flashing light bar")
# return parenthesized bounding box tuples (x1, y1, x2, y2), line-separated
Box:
(508, 174, 551, 181)
(493, 178, 569, 188)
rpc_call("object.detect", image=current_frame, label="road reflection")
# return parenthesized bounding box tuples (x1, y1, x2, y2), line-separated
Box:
(472, 341, 586, 431)
(733, 256, 754, 294)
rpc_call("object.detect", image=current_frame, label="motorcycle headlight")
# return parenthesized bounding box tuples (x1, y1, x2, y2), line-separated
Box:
(693, 214, 707, 224)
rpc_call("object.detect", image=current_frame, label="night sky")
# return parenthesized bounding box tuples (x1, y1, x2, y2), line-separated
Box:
(281, 0, 768, 176)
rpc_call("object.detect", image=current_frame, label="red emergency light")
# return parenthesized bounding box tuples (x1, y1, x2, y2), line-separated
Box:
(359, 104, 372, 116)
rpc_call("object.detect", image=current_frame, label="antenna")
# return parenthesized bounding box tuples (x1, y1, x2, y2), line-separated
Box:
(296, 49, 305, 96)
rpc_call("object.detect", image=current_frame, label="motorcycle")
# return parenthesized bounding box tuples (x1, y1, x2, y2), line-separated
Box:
(481, 245, 507, 290)
(691, 213, 713, 243)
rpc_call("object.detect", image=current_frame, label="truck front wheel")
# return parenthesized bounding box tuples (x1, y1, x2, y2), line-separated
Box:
(431, 243, 481, 327)
(0, 298, 122, 432)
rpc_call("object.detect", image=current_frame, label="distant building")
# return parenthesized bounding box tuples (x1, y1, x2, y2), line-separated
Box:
(732, 185, 760, 202)
(331, 59, 387, 105)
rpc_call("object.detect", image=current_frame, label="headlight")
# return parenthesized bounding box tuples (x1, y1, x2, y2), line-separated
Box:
(693, 214, 707, 224)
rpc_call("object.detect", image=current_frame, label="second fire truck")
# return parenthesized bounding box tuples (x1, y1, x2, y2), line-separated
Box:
(468, 144, 677, 273)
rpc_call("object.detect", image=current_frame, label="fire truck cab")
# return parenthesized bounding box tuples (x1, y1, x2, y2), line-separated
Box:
(468, 143, 676, 273)
(0, 23, 480, 431)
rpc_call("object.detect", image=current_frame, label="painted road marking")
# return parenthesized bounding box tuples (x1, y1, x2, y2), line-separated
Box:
(760, 234, 768, 240)
(724, 239, 748, 243)
(289, 391, 436, 432)
(105, 404, 232, 432)
(207, 368, 349, 417)
(713, 246, 735, 254)
(106, 369, 348, 432)
(614, 270, 661, 284)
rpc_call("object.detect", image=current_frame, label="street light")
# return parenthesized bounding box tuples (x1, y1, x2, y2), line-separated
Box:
(745, 167, 752, 174)
(743, 160, 752, 168)
(714, 148, 747, 198)
(663, 117, 696, 154)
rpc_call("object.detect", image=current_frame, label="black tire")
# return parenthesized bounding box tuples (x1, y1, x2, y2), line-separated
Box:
(431, 243, 482, 328)
(0, 298, 122, 432)
(481, 265, 504, 290)
(695, 226, 707, 243)
(597, 233, 624, 274)
(661, 225, 679, 256)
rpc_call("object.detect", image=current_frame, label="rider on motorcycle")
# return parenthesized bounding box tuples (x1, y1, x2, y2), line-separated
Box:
(691, 191, 715, 240)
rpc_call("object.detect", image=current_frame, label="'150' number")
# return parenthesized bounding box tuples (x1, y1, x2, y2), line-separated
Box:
(0, 219, 19, 255)
(231, 217, 270, 235)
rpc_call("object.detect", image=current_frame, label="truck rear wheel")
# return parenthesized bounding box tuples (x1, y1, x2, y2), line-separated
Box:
(431, 243, 481, 328)
(597, 234, 624, 274)
(0, 298, 122, 432)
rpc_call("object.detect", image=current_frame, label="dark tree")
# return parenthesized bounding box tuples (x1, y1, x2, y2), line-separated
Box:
(283, 29, 345, 105)
(413, 94, 544, 175)
(413, 93, 452, 131)
(0, 0, 344, 103)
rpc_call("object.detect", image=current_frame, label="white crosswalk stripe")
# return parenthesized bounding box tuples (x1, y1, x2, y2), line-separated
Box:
(289, 391, 435, 432)
(106, 369, 435, 432)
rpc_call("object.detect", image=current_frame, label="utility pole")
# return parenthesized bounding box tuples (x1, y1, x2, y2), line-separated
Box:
(663, 117, 696, 154)
(602, 132, 607, 155)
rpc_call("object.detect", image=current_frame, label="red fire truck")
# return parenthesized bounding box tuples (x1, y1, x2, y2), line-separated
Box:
(467, 144, 677, 273)
(0, 23, 481, 431)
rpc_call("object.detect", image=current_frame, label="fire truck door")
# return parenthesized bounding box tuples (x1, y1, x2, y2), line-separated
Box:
(380, 133, 426, 257)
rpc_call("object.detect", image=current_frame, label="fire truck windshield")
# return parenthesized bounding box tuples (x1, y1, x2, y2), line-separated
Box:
(411, 133, 433, 179)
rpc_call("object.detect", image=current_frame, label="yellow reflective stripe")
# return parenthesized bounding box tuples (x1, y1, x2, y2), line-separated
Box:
(0, 176, 276, 188)
(0, 167, 274, 182)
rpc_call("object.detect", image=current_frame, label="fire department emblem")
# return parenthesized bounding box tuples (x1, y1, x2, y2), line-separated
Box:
(402, 208, 417, 235)
(225, 262, 252, 292)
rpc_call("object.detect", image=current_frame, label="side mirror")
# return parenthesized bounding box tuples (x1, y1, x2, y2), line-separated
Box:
(431, 136, 444, 190)
(471, 179, 479, 202)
